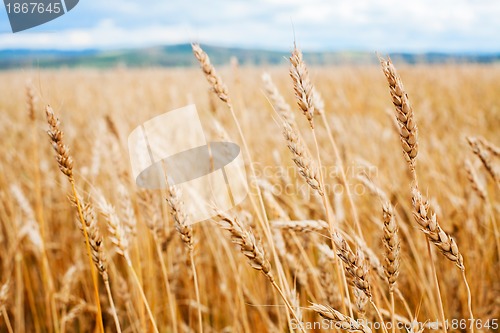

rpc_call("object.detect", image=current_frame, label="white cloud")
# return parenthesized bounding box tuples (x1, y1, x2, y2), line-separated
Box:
(0, 0, 498, 51)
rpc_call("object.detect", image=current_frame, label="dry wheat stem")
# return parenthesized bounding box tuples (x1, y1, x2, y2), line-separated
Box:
(315, 88, 364, 240)
(0, 279, 11, 331)
(26, 84, 60, 333)
(425, 240, 448, 333)
(45, 105, 105, 333)
(154, 241, 179, 333)
(1, 305, 14, 333)
(124, 256, 160, 333)
(140, 191, 178, 333)
(103, 281, 122, 333)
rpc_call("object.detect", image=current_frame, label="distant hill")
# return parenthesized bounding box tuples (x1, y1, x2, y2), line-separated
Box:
(0, 44, 499, 69)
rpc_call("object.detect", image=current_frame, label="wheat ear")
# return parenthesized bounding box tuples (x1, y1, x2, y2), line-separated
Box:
(165, 185, 202, 333)
(382, 203, 400, 333)
(380, 58, 418, 183)
(332, 232, 371, 298)
(467, 136, 500, 184)
(46, 106, 74, 178)
(464, 159, 487, 201)
(477, 136, 500, 158)
(382, 203, 400, 288)
(283, 122, 324, 195)
(217, 210, 274, 281)
(216, 210, 306, 332)
(289, 45, 315, 128)
(166, 185, 193, 251)
(45, 105, 104, 333)
(262, 72, 295, 127)
(192, 43, 230, 104)
(95, 191, 159, 333)
(74, 198, 121, 333)
(411, 188, 464, 269)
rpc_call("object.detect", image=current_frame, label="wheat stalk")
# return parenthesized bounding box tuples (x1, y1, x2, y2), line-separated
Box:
(45, 105, 104, 333)
(0, 279, 14, 333)
(75, 198, 121, 333)
(95, 190, 159, 333)
(165, 185, 202, 333)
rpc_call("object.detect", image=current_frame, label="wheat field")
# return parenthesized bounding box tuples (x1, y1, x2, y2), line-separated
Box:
(0, 46, 499, 333)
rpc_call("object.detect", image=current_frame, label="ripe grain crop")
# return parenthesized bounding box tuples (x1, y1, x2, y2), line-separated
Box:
(0, 51, 499, 333)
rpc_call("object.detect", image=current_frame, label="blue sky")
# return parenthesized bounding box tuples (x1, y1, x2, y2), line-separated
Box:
(1, 0, 499, 52)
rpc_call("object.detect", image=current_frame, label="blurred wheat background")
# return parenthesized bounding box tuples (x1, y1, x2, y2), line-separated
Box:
(0, 46, 499, 333)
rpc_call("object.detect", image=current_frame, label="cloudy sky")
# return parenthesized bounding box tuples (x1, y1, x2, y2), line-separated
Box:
(0, 0, 499, 52)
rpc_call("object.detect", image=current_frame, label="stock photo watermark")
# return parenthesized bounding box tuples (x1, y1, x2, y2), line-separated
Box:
(291, 318, 499, 331)
(128, 105, 248, 225)
(3, 0, 79, 32)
